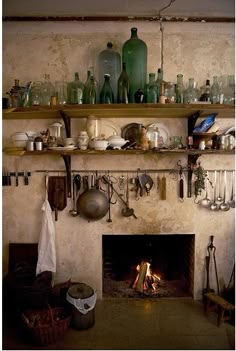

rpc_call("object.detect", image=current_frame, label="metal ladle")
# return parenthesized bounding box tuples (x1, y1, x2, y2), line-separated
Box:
(220, 170, 230, 211)
(210, 170, 220, 211)
(216, 170, 223, 204)
(199, 173, 211, 208)
(228, 170, 235, 208)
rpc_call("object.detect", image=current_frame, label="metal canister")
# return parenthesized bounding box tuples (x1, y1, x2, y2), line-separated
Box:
(26, 140, 34, 151)
(219, 135, 226, 150)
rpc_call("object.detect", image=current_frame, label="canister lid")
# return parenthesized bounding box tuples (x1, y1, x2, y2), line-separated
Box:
(68, 283, 94, 299)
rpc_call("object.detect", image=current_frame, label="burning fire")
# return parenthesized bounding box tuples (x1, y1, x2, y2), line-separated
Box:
(132, 260, 161, 293)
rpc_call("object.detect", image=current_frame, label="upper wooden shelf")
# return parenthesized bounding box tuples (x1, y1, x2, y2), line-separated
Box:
(2, 103, 235, 120)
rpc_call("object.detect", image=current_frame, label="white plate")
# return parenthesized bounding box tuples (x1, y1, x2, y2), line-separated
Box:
(146, 123, 170, 146)
(100, 120, 121, 138)
(48, 146, 77, 151)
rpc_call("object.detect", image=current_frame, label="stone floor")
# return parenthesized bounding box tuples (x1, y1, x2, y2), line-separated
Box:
(2, 298, 235, 350)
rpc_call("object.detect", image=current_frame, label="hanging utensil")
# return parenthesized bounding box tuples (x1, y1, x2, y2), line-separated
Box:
(207, 235, 219, 295)
(228, 170, 235, 208)
(210, 170, 220, 211)
(199, 173, 211, 208)
(216, 170, 223, 204)
(160, 175, 166, 200)
(178, 167, 184, 202)
(220, 170, 230, 211)
(70, 174, 79, 217)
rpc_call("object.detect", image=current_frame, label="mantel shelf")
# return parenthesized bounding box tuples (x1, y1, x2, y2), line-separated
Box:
(3, 103, 235, 120)
(3, 148, 235, 156)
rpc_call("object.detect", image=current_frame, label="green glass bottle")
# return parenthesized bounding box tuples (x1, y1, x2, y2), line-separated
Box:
(146, 73, 157, 103)
(122, 27, 147, 103)
(67, 72, 84, 104)
(83, 68, 99, 104)
(100, 74, 114, 104)
(176, 74, 184, 103)
(117, 62, 129, 103)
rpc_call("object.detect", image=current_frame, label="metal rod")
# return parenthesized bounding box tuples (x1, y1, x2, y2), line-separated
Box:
(33, 169, 235, 174)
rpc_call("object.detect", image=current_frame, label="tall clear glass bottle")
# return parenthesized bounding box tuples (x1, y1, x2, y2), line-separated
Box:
(40, 74, 55, 105)
(176, 74, 184, 103)
(98, 42, 121, 103)
(155, 68, 163, 102)
(184, 78, 199, 103)
(83, 68, 99, 104)
(210, 76, 220, 104)
(117, 62, 129, 103)
(122, 27, 147, 103)
(67, 72, 84, 104)
(100, 74, 114, 104)
(146, 73, 157, 103)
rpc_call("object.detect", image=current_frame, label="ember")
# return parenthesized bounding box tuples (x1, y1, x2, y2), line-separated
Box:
(132, 260, 161, 294)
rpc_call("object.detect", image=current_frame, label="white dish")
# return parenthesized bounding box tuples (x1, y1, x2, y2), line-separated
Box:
(100, 120, 121, 139)
(146, 123, 170, 146)
(48, 146, 77, 151)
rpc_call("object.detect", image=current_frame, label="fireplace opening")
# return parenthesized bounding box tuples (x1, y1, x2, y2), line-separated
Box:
(102, 234, 195, 298)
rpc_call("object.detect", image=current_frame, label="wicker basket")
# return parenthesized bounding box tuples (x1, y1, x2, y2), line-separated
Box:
(22, 305, 71, 346)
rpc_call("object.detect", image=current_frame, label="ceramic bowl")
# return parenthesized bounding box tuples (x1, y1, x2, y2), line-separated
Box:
(93, 139, 109, 150)
(12, 132, 29, 141)
(108, 135, 128, 149)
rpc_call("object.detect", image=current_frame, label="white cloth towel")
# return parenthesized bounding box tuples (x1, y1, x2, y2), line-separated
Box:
(66, 291, 97, 315)
(36, 179, 56, 275)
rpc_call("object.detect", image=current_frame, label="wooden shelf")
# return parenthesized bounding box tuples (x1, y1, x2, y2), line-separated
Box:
(3, 148, 235, 156)
(3, 103, 235, 120)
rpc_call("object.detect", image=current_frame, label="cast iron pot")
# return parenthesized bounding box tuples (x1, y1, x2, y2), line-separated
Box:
(77, 188, 109, 221)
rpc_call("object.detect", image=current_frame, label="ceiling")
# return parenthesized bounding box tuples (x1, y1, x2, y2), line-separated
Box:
(2, 0, 235, 18)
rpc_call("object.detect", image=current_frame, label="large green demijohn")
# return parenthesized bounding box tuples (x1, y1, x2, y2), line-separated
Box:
(122, 27, 147, 103)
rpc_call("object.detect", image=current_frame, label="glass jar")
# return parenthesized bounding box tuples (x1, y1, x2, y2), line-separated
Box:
(55, 80, 67, 105)
(164, 82, 176, 103)
(86, 115, 101, 139)
(40, 74, 55, 105)
(146, 125, 160, 149)
(210, 76, 220, 104)
(122, 27, 147, 103)
(30, 81, 42, 106)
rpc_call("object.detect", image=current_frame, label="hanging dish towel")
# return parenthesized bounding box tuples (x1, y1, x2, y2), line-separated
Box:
(36, 175, 56, 275)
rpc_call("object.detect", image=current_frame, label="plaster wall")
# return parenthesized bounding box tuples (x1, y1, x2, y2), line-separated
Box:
(2, 21, 235, 300)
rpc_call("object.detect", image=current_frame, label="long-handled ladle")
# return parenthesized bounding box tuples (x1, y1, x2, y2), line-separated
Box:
(210, 170, 220, 211)
(228, 170, 235, 208)
(220, 170, 230, 211)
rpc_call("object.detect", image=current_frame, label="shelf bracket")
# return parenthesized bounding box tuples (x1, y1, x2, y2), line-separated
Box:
(59, 110, 71, 137)
(61, 155, 71, 198)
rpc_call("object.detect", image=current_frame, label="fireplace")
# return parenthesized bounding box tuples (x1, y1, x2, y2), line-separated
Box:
(102, 234, 195, 298)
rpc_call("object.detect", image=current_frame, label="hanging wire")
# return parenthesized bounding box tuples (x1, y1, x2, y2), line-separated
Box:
(158, 0, 176, 75)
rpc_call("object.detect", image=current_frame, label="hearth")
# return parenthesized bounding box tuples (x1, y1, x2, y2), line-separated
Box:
(102, 234, 195, 298)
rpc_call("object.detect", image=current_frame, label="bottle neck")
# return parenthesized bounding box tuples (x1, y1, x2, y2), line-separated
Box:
(149, 74, 155, 84)
(131, 28, 138, 38)
(75, 72, 79, 81)
(177, 74, 183, 85)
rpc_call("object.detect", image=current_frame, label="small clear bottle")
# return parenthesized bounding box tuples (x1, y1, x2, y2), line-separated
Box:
(40, 74, 55, 106)
(176, 74, 184, 103)
(210, 76, 220, 104)
(146, 73, 157, 103)
(100, 74, 114, 104)
(117, 62, 129, 103)
(67, 72, 84, 104)
(155, 68, 163, 102)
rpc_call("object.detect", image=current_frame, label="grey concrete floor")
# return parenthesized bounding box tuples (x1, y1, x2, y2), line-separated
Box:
(3, 298, 235, 350)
